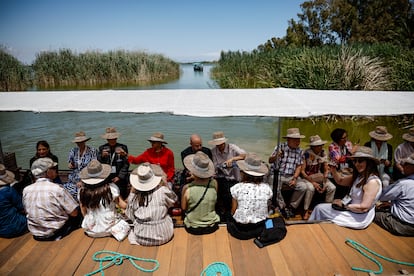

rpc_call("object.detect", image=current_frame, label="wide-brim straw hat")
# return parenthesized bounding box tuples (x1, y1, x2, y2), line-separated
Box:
(0, 164, 16, 186)
(72, 131, 91, 143)
(208, 131, 228, 146)
(147, 132, 167, 144)
(129, 164, 161, 192)
(369, 126, 393, 141)
(80, 160, 111, 185)
(402, 153, 414, 165)
(308, 135, 327, 146)
(402, 127, 414, 142)
(283, 128, 305, 139)
(236, 153, 268, 176)
(184, 151, 215, 178)
(101, 127, 120, 140)
(31, 157, 58, 177)
(348, 146, 380, 164)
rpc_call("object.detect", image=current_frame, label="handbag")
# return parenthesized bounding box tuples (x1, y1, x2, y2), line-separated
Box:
(254, 217, 287, 248)
(110, 219, 131, 241)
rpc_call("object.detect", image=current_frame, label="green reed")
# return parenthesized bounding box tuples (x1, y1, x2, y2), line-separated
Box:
(0, 48, 31, 91)
(32, 49, 180, 89)
(211, 44, 414, 91)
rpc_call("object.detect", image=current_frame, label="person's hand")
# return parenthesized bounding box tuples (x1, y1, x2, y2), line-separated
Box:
(118, 148, 127, 157)
(332, 199, 342, 206)
(112, 177, 120, 183)
(314, 182, 323, 193)
(289, 177, 297, 187)
(68, 162, 76, 169)
(76, 181, 83, 188)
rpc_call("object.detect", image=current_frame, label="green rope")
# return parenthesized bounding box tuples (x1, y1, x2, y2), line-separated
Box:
(85, 250, 159, 276)
(200, 262, 232, 276)
(345, 239, 414, 274)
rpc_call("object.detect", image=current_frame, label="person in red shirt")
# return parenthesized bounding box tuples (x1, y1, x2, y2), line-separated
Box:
(122, 132, 175, 188)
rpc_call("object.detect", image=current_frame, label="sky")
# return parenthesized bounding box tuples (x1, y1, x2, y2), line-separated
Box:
(0, 0, 304, 64)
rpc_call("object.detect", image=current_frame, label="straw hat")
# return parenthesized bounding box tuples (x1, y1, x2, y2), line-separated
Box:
(236, 153, 268, 177)
(208, 131, 228, 146)
(402, 127, 414, 142)
(0, 164, 16, 186)
(101, 127, 120, 140)
(348, 146, 380, 164)
(80, 160, 111, 185)
(402, 153, 414, 165)
(184, 151, 215, 178)
(369, 126, 393, 141)
(308, 135, 327, 146)
(72, 131, 91, 143)
(31, 157, 58, 177)
(129, 164, 161, 191)
(283, 128, 305, 139)
(147, 132, 167, 144)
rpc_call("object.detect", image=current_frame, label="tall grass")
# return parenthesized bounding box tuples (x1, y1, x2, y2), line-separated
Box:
(32, 49, 180, 89)
(0, 48, 31, 91)
(212, 44, 414, 91)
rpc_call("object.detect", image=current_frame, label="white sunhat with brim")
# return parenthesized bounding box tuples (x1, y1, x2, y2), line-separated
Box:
(31, 157, 58, 177)
(184, 151, 215, 178)
(129, 164, 161, 192)
(347, 146, 380, 165)
(208, 131, 228, 146)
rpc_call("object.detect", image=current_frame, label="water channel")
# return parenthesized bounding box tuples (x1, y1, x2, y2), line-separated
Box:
(0, 64, 411, 170)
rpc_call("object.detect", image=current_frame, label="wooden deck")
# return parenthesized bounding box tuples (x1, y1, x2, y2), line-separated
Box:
(0, 223, 413, 275)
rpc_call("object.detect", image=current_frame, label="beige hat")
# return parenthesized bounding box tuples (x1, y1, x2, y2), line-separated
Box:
(0, 164, 16, 186)
(101, 127, 120, 140)
(147, 132, 167, 144)
(283, 128, 305, 139)
(348, 146, 380, 164)
(184, 151, 215, 178)
(236, 153, 268, 177)
(80, 160, 111, 185)
(208, 131, 228, 146)
(402, 127, 414, 142)
(31, 157, 58, 177)
(369, 126, 393, 141)
(402, 153, 414, 165)
(72, 131, 91, 143)
(129, 164, 161, 191)
(308, 135, 327, 146)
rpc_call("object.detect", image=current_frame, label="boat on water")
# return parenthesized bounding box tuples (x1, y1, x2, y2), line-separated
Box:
(193, 62, 203, 71)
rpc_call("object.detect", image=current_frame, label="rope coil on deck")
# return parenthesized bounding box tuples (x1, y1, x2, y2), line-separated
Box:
(345, 239, 414, 274)
(200, 262, 232, 276)
(85, 250, 159, 276)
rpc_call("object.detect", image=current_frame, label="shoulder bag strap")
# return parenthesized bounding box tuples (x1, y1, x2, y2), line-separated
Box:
(185, 179, 211, 215)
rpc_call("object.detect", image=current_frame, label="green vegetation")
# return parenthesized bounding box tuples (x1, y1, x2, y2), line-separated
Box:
(211, 44, 414, 90)
(0, 47, 31, 91)
(32, 49, 180, 90)
(0, 48, 180, 91)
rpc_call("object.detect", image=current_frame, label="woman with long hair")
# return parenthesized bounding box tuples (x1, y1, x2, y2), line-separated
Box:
(309, 146, 382, 229)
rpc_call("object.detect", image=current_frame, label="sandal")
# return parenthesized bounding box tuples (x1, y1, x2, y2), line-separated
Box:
(303, 210, 312, 220)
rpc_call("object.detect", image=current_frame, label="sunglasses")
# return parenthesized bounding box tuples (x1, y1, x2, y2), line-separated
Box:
(352, 159, 365, 164)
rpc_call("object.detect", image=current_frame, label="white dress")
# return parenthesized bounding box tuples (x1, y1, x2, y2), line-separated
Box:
(309, 175, 382, 229)
(81, 183, 120, 237)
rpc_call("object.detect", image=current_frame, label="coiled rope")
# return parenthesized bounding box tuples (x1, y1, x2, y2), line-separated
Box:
(85, 250, 159, 276)
(200, 262, 232, 276)
(345, 239, 414, 274)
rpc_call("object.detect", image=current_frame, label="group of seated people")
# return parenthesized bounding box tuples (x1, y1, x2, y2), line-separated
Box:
(0, 125, 413, 246)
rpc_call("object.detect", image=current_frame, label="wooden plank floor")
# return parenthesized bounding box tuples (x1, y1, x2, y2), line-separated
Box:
(0, 223, 413, 276)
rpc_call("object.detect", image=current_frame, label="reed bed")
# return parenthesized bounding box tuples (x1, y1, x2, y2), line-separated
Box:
(0, 48, 31, 91)
(211, 44, 414, 91)
(31, 49, 179, 89)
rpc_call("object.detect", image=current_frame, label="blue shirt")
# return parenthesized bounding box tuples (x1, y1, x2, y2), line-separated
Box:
(379, 174, 414, 224)
(0, 185, 27, 238)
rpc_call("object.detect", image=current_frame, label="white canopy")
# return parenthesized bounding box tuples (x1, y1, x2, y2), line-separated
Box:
(0, 88, 413, 117)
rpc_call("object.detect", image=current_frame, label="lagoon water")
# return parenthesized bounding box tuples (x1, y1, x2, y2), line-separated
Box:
(0, 64, 411, 170)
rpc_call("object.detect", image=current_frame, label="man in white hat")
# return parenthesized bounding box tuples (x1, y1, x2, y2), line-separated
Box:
(393, 127, 414, 181)
(268, 128, 307, 219)
(364, 126, 393, 187)
(375, 153, 414, 236)
(300, 135, 336, 220)
(23, 158, 80, 241)
(208, 131, 246, 222)
(97, 127, 130, 199)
